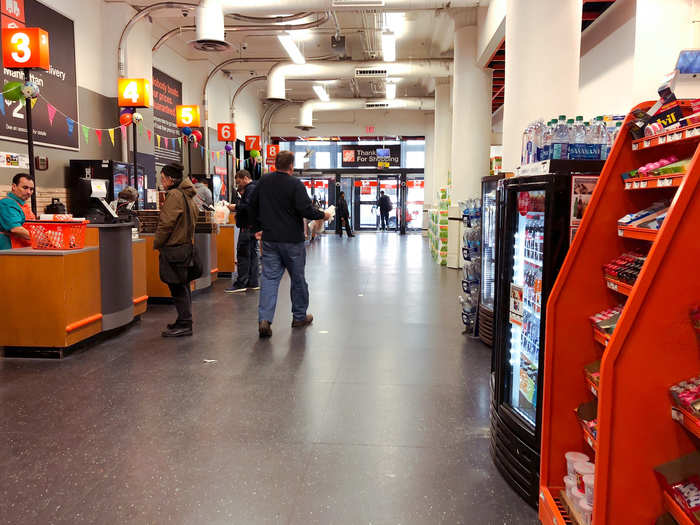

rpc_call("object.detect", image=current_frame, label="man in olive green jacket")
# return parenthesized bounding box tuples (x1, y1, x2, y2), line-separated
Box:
(155, 164, 198, 337)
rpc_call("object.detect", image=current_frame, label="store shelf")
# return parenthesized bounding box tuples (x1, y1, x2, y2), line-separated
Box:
(663, 490, 696, 525)
(624, 174, 685, 190)
(538, 487, 576, 525)
(593, 327, 611, 347)
(585, 375, 599, 398)
(605, 277, 633, 296)
(618, 225, 659, 242)
(631, 122, 700, 151)
(671, 406, 700, 440)
(580, 420, 598, 452)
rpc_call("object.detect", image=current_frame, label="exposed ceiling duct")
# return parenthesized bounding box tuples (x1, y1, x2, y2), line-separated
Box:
(297, 97, 434, 130)
(195, 0, 483, 50)
(267, 59, 452, 101)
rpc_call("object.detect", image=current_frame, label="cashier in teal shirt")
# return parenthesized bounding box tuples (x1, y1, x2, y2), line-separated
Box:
(0, 173, 35, 250)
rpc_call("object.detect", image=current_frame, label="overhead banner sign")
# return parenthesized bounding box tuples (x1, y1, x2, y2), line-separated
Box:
(152, 67, 183, 165)
(341, 144, 401, 168)
(0, 0, 78, 150)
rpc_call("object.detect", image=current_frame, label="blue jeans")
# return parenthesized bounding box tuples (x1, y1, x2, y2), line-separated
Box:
(259, 241, 309, 323)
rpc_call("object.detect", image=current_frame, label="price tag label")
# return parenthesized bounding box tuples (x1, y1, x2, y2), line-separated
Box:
(659, 135, 667, 144)
(586, 435, 594, 448)
(632, 143, 639, 151)
(640, 181, 647, 188)
(659, 178, 671, 187)
(625, 182, 631, 190)
(591, 384, 597, 396)
(632, 181, 639, 189)
(618, 229, 624, 237)
(607, 281, 618, 291)
(643, 139, 651, 148)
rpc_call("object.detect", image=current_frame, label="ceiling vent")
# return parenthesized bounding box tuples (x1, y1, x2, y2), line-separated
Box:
(332, 0, 385, 7)
(365, 102, 390, 109)
(355, 67, 388, 79)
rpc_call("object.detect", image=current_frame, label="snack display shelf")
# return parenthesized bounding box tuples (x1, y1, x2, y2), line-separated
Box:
(579, 421, 598, 452)
(663, 491, 695, 525)
(538, 487, 575, 525)
(631, 122, 700, 151)
(617, 225, 658, 242)
(593, 327, 611, 347)
(624, 173, 684, 190)
(585, 374, 599, 398)
(671, 406, 700, 441)
(604, 277, 633, 296)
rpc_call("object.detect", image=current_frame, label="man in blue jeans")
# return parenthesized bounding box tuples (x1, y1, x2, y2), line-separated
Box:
(249, 151, 331, 338)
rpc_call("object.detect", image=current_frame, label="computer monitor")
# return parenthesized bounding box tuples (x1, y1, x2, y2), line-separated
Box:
(376, 148, 390, 158)
(676, 49, 700, 77)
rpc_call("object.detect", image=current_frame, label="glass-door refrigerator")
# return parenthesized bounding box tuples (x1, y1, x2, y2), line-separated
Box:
(489, 173, 590, 507)
(479, 174, 504, 348)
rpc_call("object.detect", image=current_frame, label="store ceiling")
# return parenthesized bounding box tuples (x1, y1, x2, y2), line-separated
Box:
(136, 1, 616, 112)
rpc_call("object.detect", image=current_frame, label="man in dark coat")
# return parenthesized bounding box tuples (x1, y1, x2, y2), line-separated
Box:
(335, 191, 354, 238)
(226, 169, 259, 293)
(378, 190, 393, 230)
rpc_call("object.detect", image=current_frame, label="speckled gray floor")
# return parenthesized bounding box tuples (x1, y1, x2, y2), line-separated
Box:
(0, 233, 539, 525)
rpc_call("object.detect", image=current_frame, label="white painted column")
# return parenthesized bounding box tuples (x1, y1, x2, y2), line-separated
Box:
(423, 112, 435, 228)
(432, 81, 452, 205)
(502, 0, 582, 172)
(450, 24, 492, 202)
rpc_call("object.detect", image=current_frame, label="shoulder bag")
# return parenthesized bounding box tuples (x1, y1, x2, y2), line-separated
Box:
(159, 190, 203, 284)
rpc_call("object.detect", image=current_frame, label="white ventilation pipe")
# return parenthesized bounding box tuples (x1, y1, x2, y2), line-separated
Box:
(196, 0, 480, 43)
(297, 97, 434, 130)
(267, 59, 452, 100)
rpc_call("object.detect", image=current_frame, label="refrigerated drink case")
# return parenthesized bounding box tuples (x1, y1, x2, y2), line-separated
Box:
(479, 175, 504, 347)
(490, 174, 584, 506)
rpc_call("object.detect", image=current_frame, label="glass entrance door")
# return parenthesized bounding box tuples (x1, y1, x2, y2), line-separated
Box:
(405, 178, 424, 231)
(354, 178, 380, 230)
(378, 177, 399, 230)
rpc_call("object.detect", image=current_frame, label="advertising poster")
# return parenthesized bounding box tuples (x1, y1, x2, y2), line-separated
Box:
(0, 0, 78, 150)
(509, 284, 523, 326)
(341, 144, 401, 168)
(570, 176, 598, 225)
(152, 67, 182, 166)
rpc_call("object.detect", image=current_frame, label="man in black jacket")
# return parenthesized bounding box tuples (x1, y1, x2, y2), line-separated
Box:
(249, 151, 331, 338)
(335, 191, 354, 238)
(226, 169, 258, 293)
(378, 190, 393, 230)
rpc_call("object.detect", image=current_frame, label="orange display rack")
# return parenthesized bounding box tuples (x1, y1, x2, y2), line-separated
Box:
(604, 277, 633, 296)
(538, 100, 700, 525)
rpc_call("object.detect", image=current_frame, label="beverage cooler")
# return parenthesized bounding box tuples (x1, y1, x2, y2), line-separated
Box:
(478, 174, 504, 347)
(489, 173, 593, 507)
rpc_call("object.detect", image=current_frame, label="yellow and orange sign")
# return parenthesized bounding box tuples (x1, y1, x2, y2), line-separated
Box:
(217, 123, 235, 142)
(176, 105, 201, 128)
(2, 27, 49, 70)
(118, 78, 151, 108)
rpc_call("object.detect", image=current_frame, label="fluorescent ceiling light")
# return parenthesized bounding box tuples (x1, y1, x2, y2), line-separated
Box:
(385, 12, 407, 38)
(313, 84, 330, 102)
(381, 30, 396, 62)
(385, 82, 396, 100)
(278, 33, 305, 64)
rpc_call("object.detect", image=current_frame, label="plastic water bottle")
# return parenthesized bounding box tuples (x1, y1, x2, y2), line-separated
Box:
(541, 120, 554, 161)
(568, 116, 586, 159)
(521, 125, 529, 165)
(572, 116, 586, 144)
(533, 119, 546, 161)
(551, 115, 569, 160)
(591, 116, 607, 160)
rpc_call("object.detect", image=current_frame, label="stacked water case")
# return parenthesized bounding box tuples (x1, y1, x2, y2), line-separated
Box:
(427, 187, 450, 265)
(459, 199, 481, 335)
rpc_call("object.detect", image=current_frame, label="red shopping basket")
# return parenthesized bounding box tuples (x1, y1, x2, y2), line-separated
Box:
(25, 220, 88, 250)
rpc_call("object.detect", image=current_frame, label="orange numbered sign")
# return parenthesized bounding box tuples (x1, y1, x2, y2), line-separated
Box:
(176, 105, 201, 128)
(118, 78, 151, 108)
(2, 27, 49, 70)
(217, 123, 235, 142)
(266, 144, 279, 158)
(245, 135, 261, 151)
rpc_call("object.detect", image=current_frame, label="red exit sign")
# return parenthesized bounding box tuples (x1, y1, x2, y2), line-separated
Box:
(366, 126, 375, 134)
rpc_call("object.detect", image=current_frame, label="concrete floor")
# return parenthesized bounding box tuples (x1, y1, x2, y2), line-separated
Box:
(0, 233, 539, 525)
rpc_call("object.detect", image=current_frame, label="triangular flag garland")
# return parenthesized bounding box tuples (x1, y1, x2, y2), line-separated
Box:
(177, 136, 182, 148)
(120, 125, 127, 140)
(30, 98, 37, 109)
(47, 103, 56, 125)
(95, 129, 102, 145)
(108, 128, 115, 146)
(156, 135, 161, 148)
(0, 94, 5, 117)
(147, 130, 152, 142)
(200, 145, 205, 159)
(82, 125, 90, 144)
(66, 117, 74, 136)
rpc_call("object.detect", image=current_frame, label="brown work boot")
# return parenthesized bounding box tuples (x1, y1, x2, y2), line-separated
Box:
(291, 314, 314, 328)
(259, 320, 272, 338)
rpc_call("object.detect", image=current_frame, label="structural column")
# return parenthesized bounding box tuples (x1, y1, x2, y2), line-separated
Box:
(423, 114, 435, 228)
(430, 81, 452, 206)
(450, 23, 492, 202)
(502, 0, 582, 172)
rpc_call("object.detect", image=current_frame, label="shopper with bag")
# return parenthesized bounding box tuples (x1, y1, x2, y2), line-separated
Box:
(335, 191, 354, 238)
(249, 151, 331, 338)
(378, 190, 393, 230)
(154, 164, 202, 337)
(225, 169, 259, 293)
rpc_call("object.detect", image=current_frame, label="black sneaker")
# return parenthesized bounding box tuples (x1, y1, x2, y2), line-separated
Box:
(225, 285, 247, 293)
(248, 285, 261, 291)
(259, 320, 272, 338)
(162, 326, 193, 337)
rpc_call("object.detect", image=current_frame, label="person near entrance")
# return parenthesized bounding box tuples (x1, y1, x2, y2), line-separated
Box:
(378, 190, 393, 230)
(249, 150, 331, 338)
(225, 169, 259, 293)
(335, 191, 354, 238)
(154, 164, 199, 338)
(0, 173, 35, 250)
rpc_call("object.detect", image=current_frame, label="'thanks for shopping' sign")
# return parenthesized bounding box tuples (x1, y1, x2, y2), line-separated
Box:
(341, 144, 401, 167)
